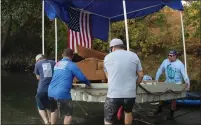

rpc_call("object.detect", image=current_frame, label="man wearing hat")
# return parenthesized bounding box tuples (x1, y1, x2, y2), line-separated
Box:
(103, 38, 144, 124)
(34, 54, 56, 124)
(154, 50, 190, 120)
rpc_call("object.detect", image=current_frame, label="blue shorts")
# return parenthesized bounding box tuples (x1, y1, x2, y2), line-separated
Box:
(35, 92, 50, 110)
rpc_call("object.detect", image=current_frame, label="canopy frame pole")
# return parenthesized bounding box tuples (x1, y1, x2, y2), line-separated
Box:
(55, 18, 58, 62)
(71, 7, 110, 19)
(111, 4, 161, 19)
(180, 11, 187, 74)
(108, 19, 112, 52)
(42, 0, 45, 55)
(108, 19, 111, 42)
(122, 0, 129, 51)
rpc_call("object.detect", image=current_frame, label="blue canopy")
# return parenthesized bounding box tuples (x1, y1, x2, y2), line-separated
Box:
(44, 0, 183, 41)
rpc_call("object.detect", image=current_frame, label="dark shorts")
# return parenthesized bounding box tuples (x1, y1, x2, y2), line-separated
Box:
(104, 97, 135, 123)
(49, 97, 58, 112)
(35, 92, 50, 110)
(49, 97, 73, 116)
(57, 99, 73, 116)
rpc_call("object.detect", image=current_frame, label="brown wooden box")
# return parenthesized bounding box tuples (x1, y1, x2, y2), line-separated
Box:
(77, 45, 107, 60)
(74, 58, 106, 82)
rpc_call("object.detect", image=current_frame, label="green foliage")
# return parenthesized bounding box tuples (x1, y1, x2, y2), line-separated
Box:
(45, 20, 68, 58)
(184, 1, 200, 38)
(2, 0, 200, 57)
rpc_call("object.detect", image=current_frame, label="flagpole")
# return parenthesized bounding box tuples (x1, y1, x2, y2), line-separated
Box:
(55, 18, 58, 62)
(42, 0, 45, 55)
(122, 0, 129, 51)
(180, 11, 187, 74)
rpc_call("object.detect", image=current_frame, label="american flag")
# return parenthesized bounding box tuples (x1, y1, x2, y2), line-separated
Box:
(68, 7, 92, 52)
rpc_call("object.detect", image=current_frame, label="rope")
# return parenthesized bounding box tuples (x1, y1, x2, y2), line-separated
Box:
(133, 118, 153, 125)
(75, 101, 95, 118)
(83, 89, 107, 96)
(73, 83, 184, 97)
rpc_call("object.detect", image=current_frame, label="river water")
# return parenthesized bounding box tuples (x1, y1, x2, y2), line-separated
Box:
(1, 71, 201, 125)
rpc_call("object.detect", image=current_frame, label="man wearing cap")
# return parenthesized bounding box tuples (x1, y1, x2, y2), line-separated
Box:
(104, 38, 144, 125)
(48, 48, 91, 125)
(34, 54, 56, 124)
(154, 50, 190, 120)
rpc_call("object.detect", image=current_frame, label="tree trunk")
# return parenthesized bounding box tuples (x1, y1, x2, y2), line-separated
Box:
(1, 15, 12, 53)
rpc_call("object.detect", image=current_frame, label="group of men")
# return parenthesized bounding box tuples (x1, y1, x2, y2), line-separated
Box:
(34, 38, 190, 125)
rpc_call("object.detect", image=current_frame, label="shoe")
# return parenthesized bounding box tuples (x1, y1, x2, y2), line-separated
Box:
(166, 109, 174, 120)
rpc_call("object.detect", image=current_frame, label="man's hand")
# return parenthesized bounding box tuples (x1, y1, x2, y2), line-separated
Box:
(85, 84, 92, 89)
(183, 83, 190, 91)
(185, 83, 190, 91)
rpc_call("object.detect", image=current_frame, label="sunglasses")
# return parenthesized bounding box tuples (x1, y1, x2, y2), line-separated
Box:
(110, 47, 113, 52)
(168, 55, 174, 57)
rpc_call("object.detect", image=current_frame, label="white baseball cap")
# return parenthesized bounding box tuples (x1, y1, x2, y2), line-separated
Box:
(35, 54, 43, 62)
(109, 38, 124, 47)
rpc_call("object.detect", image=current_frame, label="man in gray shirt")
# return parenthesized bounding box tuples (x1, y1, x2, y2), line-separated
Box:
(104, 38, 144, 125)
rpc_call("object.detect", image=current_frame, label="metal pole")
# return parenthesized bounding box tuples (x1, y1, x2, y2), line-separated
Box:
(42, 0, 45, 55)
(55, 18, 58, 62)
(180, 11, 187, 74)
(122, 0, 129, 51)
(108, 19, 111, 42)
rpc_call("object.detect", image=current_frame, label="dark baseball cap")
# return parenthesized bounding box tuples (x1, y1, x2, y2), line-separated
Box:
(169, 50, 177, 55)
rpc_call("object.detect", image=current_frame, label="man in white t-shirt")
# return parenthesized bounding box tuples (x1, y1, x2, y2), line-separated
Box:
(104, 38, 144, 125)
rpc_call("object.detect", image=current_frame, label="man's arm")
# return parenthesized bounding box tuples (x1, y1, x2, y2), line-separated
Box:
(155, 61, 165, 82)
(103, 56, 108, 79)
(137, 70, 144, 85)
(34, 64, 40, 80)
(36, 75, 40, 80)
(103, 65, 108, 79)
(71, 64, 91, 86)
(180, 63, 190, 90)
(136, 58, 144, 85)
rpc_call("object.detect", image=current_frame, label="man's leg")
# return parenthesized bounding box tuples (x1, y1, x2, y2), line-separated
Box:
(49, 97, 59, 125)
(123, 98, 135, 125)
(124, 112, 133, 125)
(35, 93, 49, 124)
(38, 110, 49, 124)
(57, 99, 73, 125)
(167, 99, 176, 120)
(50, 110, 59, 124)
(104, 97, 121, 125)
(47, 109, 51, 123)
(64, 116, 72, 125)
(154, 100, 164, 115)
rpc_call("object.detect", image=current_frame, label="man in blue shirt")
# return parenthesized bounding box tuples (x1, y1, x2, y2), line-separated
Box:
(154, 50, 190, 120)
(34, 54, 55, 124)
(48, 48, 91, 125)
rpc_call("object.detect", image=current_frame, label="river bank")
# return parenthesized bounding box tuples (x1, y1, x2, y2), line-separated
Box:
(2, 53, 201, 91)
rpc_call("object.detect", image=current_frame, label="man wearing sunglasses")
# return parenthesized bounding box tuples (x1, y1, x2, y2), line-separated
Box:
(104, 38, 144, 125)
(154, 50, 190, 120)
